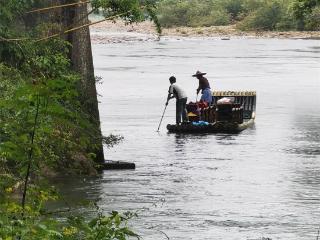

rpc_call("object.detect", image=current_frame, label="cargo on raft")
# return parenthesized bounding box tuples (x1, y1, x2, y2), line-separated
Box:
(167, 91, 256, 134)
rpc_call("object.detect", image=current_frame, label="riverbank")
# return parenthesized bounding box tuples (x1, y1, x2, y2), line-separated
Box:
(90, 20, 320, 44)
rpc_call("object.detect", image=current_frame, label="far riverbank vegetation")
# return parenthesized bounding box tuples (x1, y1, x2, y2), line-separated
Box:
(156, 0, 320, 31)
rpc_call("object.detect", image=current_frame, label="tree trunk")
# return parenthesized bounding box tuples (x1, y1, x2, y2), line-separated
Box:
(65, 0, 105, 163)
(28, 0, 105, 164)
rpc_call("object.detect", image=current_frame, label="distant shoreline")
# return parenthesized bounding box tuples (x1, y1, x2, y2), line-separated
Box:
(90, 20, 320, 44)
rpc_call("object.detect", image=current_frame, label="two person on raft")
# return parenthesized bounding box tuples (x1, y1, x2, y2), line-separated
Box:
(166, 71, 213, 125)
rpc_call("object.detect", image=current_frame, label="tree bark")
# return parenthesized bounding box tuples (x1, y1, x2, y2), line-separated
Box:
(45, 0, 105, 163)
(65, 0, 105, 163)
(28, 0, 105, 164)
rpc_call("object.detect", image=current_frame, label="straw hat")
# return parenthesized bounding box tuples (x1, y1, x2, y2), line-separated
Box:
(192, 70, 207, 77)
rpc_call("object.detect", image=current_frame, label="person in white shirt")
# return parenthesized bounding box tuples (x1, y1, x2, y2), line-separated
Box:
(166, 76, 189, 125)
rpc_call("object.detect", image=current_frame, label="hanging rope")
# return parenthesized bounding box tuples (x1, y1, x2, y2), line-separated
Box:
(0, 3, 151, 43)
(35, 10, 132, 42)
(0, 36, 29, 42)
(26, 1, 91, 14)
(0, 10, 131, 43)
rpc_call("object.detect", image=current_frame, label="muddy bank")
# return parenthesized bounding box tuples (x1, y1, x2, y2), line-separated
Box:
(90, 20, 320, 44)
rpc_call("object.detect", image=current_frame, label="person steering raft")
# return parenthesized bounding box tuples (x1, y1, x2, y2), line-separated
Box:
(192, 70, 213, 105)
(166, 76, 189, 125)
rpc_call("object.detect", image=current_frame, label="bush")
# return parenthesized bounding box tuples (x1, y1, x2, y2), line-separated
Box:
(189, 9, 231, 27)
(237, 1, 284, 30)
(157, 0, 231, 27)
(157, 0, 191, 27)
(221, 0, 245, 21)
(305, 5, 320, 30)
(291, 0, 319, 30)
(276, 7, 298, 30)
(156, 0, 320, 31)
(240, 0, 267, 15)
(0, 192, 139, 240)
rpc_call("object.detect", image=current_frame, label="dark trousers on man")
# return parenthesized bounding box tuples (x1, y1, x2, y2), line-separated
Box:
(176, 97, 188, 125)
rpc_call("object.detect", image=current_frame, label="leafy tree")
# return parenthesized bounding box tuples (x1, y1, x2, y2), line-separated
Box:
(156, 0, 230, 27)
(305, 5, 320, 30)
(221, 0, 245, 21)
(238, 1, 284, 30)
(291, 0, 320, 29)
(91, 0, 161, 33)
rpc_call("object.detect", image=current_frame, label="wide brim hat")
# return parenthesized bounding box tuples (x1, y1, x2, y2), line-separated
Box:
(192, 70, 207, 77)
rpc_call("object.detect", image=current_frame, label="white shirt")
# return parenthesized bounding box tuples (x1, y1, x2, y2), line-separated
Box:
(168, 83, 187, 99)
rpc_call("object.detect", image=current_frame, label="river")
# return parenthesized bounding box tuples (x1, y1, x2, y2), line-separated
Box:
(63, 38, 320, 240)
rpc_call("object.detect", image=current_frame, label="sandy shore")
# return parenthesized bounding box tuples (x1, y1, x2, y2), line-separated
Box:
(90, 20, 320, 44)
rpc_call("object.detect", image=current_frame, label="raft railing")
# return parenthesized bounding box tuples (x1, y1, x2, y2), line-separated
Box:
(213, 91, 256, 120)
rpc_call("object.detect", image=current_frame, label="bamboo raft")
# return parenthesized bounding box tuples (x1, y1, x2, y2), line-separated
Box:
(167, 91, 256, 134)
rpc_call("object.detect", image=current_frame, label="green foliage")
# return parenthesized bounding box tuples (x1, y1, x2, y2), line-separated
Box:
(156, 0, 190, 27)
(92, 0, 144, 22)
(155, 0, 320, 30)
(0, 195, 139, 240)
(91, 0, 161, 34)
(292, 0, 319, 19)
(275, 8, 298, 30)
(0, 1, 28, 29)
(157, 0, 230, 27)
(240, 0, 266, 14)
(291, 0, 319, 29)
(64, 210, 139, 240)
(238, 0, 320, 30)
(238, 1, 285, 30)
(0, 38, 99, 175)
(305, 5, 320, 30)
(219, 0, 245, 21)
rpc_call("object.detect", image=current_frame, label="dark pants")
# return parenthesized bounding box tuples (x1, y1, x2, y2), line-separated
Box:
(176, 97, 188, 124)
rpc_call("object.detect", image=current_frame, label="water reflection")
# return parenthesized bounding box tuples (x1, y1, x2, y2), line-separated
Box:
(174, 134, 187, 153)
(215, 134, 238, 145)
(286, 115, 320, 157)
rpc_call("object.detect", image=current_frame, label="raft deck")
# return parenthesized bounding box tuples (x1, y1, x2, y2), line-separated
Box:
(167, 118, 255, 134)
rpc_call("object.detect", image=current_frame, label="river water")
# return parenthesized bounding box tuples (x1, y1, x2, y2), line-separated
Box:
(64, 38, 319, 239)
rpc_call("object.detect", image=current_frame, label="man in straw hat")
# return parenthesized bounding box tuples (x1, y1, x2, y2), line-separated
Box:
(192, 70, 213, 105)
(166, 76, 189, 125)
